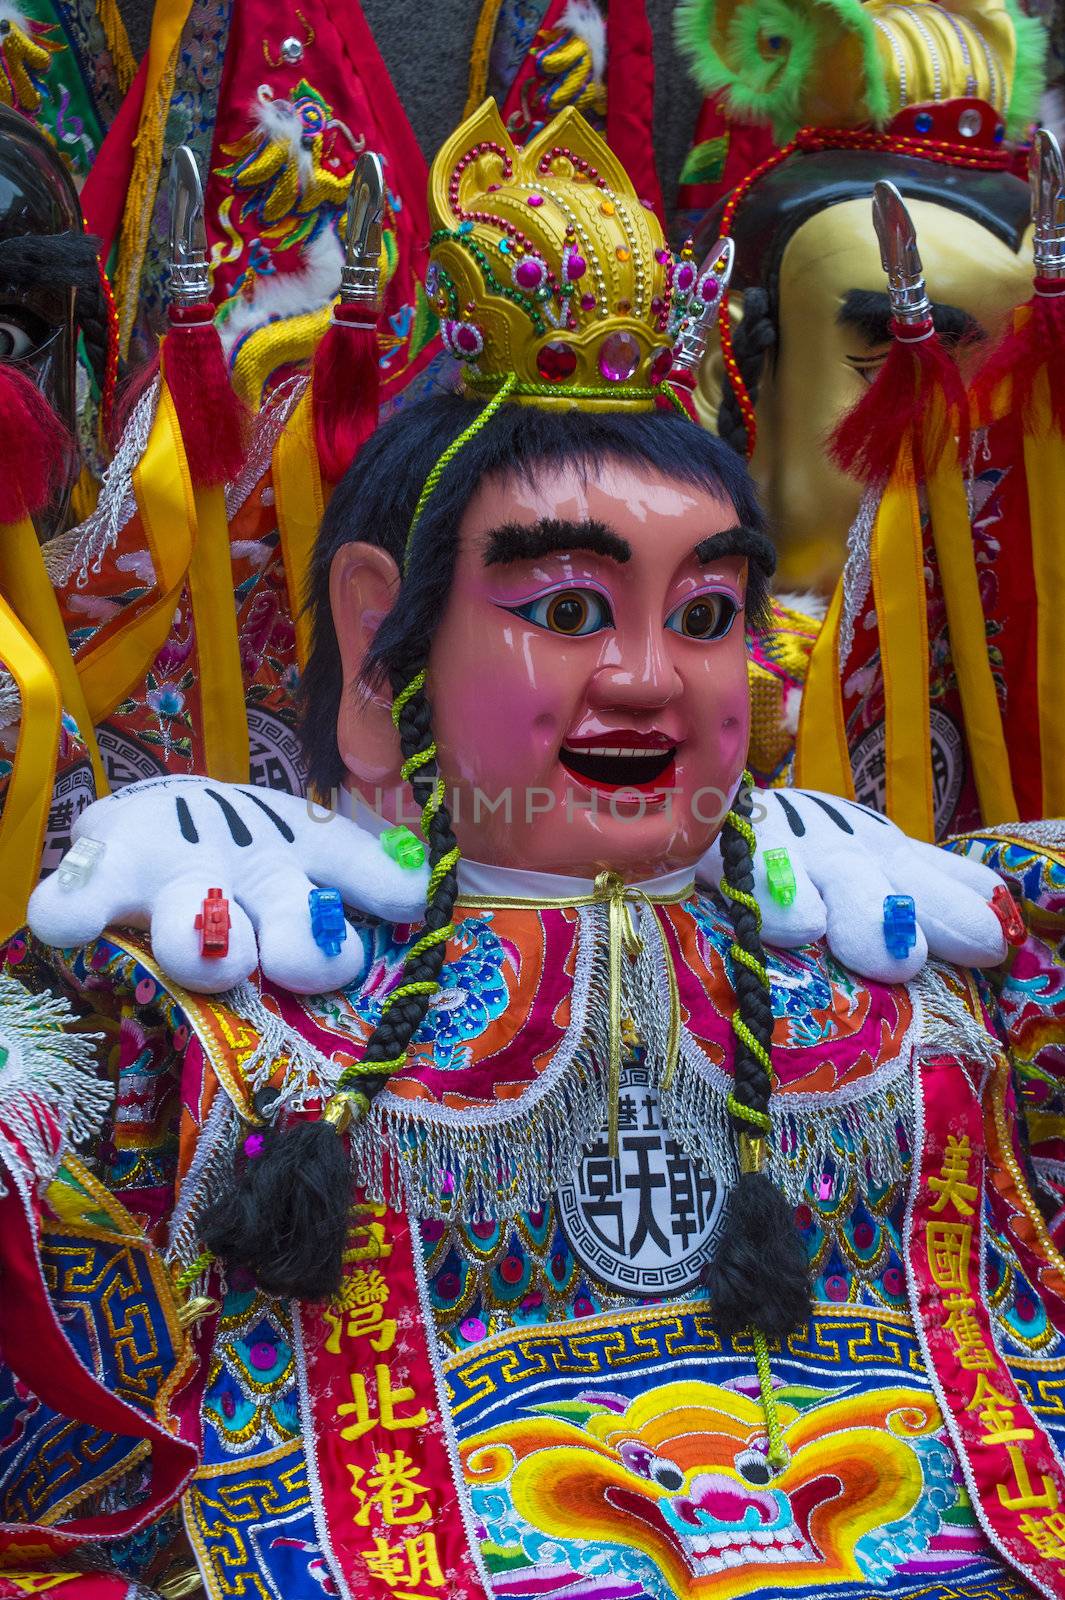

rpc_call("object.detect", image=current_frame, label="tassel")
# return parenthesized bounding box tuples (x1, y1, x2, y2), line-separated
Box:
(0, 363, 74, 522)
(970, 284, 1065, 435)
(704, 1171, 812, 1340)
(201, 1114, 355, 1301)
(159, 304, 248, 487)
(829, 316, 969, 486)
(311, 302, 380, 484)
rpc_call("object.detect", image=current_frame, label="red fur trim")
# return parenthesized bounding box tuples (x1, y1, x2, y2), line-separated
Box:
(161, 306, 248, 487)
(0, 363, 75, 522)
(829, 322, 969, 485)
(311, 310, 380, 484)
(970, 289, 1065, 435)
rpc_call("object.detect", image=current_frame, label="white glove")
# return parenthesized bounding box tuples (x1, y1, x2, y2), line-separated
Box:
(27, 776, 429, 994)
(698, 787, 1009, 982)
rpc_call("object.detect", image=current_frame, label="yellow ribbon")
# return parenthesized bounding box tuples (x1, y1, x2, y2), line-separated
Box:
(0, 595, 61, 938)
(924, 425, 1017, 824)
(113, 0, 195, 352)
(185, 478, 249, 782)
(273, 389, 326, 671)
(872, 467, 935, 841)
(77, 386, 197, 723)
(1024, 370, 1065, 815)
(793, 574, 855, 798)
(0, 516, 108, 798)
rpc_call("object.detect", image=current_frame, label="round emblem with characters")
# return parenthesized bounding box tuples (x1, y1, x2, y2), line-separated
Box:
(556, 1059, 727, 1295)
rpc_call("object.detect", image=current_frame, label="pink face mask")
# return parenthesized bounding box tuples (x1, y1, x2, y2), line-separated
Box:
(334, 457, 755, 881)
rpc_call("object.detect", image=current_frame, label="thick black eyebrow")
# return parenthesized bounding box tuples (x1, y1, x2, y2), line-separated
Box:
(694, 524, 777, 632)
(483, 517, 632, 567)
(837, 288, 980, 346)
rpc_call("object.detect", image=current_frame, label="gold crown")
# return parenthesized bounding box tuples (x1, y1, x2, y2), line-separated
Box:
(426, 100, 712, 410)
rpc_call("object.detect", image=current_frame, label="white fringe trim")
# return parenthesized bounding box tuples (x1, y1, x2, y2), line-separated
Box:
(0, 974, 106, 1190)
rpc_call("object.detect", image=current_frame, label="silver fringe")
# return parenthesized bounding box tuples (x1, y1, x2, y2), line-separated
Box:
(0, 975, 107, 1190)
(221, 979, 344, 1112)
(839, 488, 879, 666)
(225, 373, 307, 522)
(352, 906, 613, 1221)
(211, 921, 1011, 1224)
(45, 382, 160, 588)
(166, 1089, 243, 1273)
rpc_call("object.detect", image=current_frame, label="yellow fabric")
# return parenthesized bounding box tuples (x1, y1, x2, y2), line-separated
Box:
(113, 0, 194, 353)
(464, 0, 507, 118)
(749, 600, 821, 783)
(231, 305, 331, 411)
(0, 517, 108, 797)
(69, 466, 101, 524)
(77, 387, 197, 722)
(273, 390, 325, 671)
(0, 595, 61, 938)
(97, 0, 137, 91)
(185, 483, 249, 782)
(872, 471, 935, 841)
(1023, 373, 1065, 815)
(793, 579, 855, 799)
(924, 444, 1016, 823)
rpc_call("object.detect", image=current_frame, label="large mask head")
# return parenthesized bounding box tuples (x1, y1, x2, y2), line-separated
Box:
(677, 0, 1045, 591)
(299, 100, 773, 882)
(695, 148, 1032, 590)
(303, 398, 770, 880)
(0, 105, 109, 534)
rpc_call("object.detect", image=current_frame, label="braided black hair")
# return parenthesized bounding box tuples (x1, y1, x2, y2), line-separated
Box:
(356, 653, 461, 1079)
(716, 287, 776, 460)
(77, 268, 114, 397)
(703, 777, 812, 1342)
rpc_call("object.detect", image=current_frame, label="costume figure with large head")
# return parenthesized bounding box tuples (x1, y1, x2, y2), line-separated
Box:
(678, 0, 1044, 590)
(206, 99, 812, 1401)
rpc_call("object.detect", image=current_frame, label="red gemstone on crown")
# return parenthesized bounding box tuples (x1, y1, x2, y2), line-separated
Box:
(536, 340, 578, 381)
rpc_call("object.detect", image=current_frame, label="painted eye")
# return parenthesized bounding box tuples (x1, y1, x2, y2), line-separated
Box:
(847, 353, 889, 388)
(734, 1448, 774, 1486)
(0, 318, 38, 362)
(666, 593, 737, 640)
(649, 1457, 685, 1492)
(510, 589, 613, 636)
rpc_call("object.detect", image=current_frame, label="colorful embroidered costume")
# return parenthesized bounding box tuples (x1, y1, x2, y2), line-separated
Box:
(2, 92, 1065, 1600)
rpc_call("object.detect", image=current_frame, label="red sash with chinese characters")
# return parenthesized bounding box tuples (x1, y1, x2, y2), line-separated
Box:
(910, 1045, 1065, 1596)
(296, 1198, 486, 1600)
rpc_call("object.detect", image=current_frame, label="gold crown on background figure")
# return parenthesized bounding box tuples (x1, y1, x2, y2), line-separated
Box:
(427, 99, 727, 409)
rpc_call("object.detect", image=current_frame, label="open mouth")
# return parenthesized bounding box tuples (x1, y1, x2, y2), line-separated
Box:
(560, 734, 677, 794)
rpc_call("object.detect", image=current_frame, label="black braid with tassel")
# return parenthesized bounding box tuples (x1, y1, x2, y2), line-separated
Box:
(702, 776, 812, 1341)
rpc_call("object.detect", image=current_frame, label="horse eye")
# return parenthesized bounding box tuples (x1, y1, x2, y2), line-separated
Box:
(734, 1448, 773, 1486)
(650, 1457, 685, 1492)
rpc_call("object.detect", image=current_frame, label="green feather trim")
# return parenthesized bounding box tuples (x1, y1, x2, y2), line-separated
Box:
(679, 134, 730, 185)
(675, 0, 887, 143)
(1003, 0, 1047, 136)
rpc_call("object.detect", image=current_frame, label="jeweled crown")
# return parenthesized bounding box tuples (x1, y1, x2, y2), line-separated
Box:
(427, 100, 721, 409)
